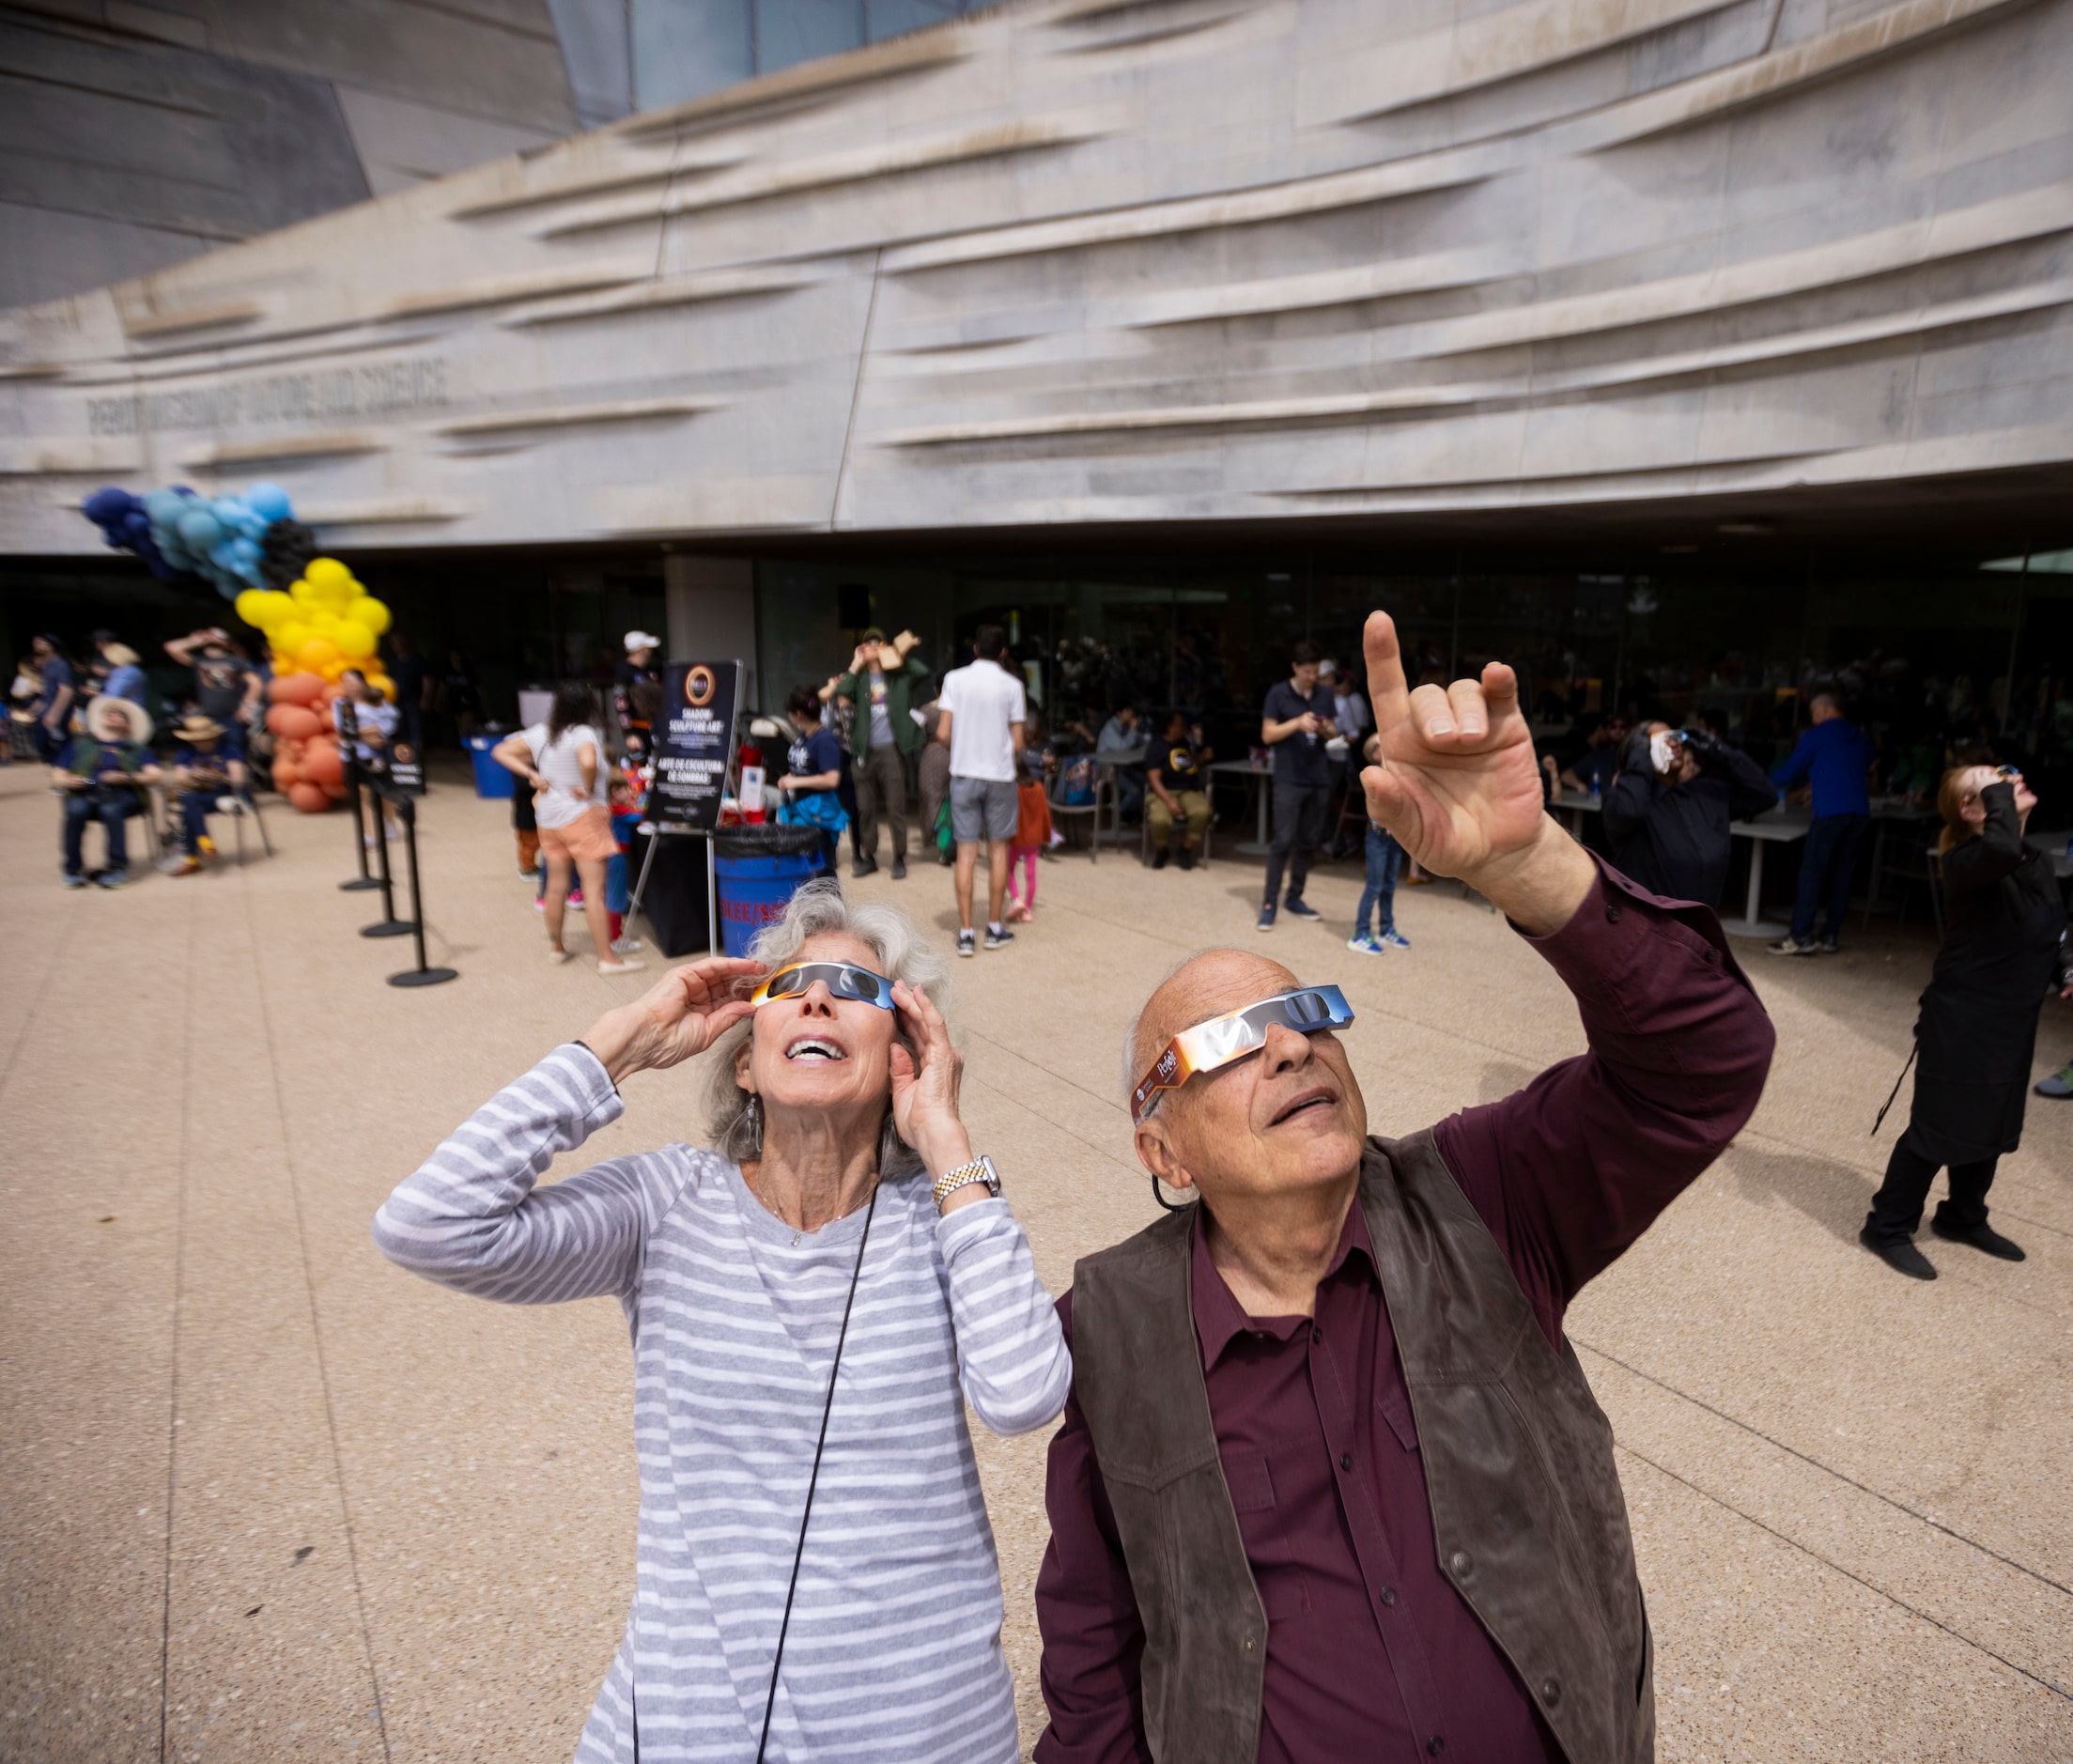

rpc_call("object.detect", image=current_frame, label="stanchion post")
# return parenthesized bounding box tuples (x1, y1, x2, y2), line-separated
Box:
(362, 787, 414, 937)
(340, 746, 379, 890)
(389, 796, 456, 988)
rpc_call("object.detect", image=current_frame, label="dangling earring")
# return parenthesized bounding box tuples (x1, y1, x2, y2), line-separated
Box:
(745, 1093, 763, 1142)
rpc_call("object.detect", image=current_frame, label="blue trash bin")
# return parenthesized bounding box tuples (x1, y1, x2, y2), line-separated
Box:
(467, 734, 515, 799)
(712, 828, 825, 958)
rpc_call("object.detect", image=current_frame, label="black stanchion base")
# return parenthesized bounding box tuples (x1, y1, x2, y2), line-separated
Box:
(362, 920, 417, 937)
(340, 877, 381, 891)
(389, 966, 458, 988)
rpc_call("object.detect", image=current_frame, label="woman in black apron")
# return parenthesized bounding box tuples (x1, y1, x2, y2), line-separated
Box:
(1861, 766, 2073, 1278)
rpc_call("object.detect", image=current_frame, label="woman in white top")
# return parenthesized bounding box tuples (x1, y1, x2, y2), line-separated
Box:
(494, 681, 643, 974)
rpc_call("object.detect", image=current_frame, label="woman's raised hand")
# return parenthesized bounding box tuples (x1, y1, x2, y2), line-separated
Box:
(889, 980, 971, 1178)
(580, 957, 765, 1085)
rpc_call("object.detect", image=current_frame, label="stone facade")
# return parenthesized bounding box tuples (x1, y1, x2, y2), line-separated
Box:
(2, 0, 2068, 559)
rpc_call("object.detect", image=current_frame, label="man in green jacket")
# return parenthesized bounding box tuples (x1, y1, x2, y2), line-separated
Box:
(830, 627, 930, 879)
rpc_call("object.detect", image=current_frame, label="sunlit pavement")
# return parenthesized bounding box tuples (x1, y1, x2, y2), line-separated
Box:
(4, 761, 2069, 1762)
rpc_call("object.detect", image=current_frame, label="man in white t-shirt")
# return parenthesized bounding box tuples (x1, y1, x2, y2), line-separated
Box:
(936, 625, 1026, 957)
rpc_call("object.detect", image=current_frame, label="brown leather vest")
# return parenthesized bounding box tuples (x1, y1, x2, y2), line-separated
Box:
(1067, 1130, 1655, 1763)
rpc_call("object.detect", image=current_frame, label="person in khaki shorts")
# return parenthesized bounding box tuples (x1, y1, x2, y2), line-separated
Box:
(936, 625, 1026, 956)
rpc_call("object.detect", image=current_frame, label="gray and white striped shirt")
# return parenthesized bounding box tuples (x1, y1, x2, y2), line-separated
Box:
(372, 1045, 1072, 1762)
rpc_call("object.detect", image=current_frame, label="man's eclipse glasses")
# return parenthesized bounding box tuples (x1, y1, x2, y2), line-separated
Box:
(749, 961, 897, 1012)
(1131, 985, 1354, 1122)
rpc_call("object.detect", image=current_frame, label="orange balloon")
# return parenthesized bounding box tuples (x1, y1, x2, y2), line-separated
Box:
(274, 705, 322, 743)
(288, 781, 330, 813)
(283, 672, 324, 705)
(302, 744, 344, 787)
(323, 781, 348, 801)
(271, 760, 300, 793)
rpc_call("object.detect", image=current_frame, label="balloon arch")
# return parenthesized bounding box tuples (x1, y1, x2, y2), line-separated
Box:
(81, 482, 394, 813)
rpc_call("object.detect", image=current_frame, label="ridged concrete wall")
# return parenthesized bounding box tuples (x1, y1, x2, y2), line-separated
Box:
(2, 0, 2068, 557)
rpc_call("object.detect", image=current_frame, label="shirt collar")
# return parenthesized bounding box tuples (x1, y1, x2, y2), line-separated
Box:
(1190, 1195, 1377, 1370)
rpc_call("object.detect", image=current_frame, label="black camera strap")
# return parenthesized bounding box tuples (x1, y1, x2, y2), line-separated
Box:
(629, 1184, 879, 1764)
(1871, 1041, 1918, 1137)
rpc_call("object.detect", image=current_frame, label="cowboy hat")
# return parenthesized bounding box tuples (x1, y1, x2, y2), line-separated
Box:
(85, 694, 152, 745)
(173, 713, 224, 743)
(103, 642, 139, 666)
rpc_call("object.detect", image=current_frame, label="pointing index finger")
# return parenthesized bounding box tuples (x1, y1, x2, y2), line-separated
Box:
(1364, 611, 1410, 732)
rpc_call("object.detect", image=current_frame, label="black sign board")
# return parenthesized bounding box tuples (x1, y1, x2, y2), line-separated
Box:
(650, 660, 740, 830)
(385, 735, 425, 796)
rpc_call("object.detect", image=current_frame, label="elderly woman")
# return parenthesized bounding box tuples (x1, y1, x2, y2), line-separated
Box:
(1861, 765, 2073, 1278)
(373, 881, 1069, 1761)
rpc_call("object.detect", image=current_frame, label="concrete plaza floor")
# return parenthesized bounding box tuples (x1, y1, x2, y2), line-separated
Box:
(4, 759, 2071, 1763)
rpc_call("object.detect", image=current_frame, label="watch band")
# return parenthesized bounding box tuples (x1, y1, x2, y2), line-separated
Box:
(931, 1155, 1000, 1210)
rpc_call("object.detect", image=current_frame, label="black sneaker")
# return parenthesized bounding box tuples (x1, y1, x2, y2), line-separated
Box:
(1153, 846, 1169, 870)
(853, 859, 879, 878)
(1929, 1215, 2025, 1261)
(1283, 898, 1322, 921)
(1818, 936, 1840, 955)
(956, 930, 975, 958)
(1177, 846, 1196, 871)
(890, 858, 906, 880)
(1257, 904, 1276, 931)
(984, 924, 1013, 950)
(1859, 1228, 1937, 1279)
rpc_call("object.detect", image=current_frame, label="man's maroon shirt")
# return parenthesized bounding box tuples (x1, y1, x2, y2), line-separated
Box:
(1034, 862, 1775, 1763)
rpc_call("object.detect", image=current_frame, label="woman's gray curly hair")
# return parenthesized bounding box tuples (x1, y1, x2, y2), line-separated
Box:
(704, 877, 951, 1173)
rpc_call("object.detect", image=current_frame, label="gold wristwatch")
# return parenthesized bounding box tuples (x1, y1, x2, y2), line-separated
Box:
(932, 1155, 1002, 1211)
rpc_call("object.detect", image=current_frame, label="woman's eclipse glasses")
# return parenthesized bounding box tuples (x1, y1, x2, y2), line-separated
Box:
(1131, 985, 1354, 1122)
(750, 961, 897, 1012)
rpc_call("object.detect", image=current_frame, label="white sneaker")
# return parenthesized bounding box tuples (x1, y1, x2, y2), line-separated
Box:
(611, 934, 645, 955)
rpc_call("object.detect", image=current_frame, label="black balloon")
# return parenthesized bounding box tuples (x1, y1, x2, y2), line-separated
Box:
(260, 518, 317, 588)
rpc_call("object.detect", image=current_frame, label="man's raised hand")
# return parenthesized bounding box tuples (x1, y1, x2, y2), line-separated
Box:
(1360, 611, 1595, 933)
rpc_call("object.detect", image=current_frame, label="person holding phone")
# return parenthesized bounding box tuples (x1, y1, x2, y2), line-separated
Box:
(373, 882, 1068, 1762)
(493, 681, 643, 975)
(1860, 764, 2073, 1277)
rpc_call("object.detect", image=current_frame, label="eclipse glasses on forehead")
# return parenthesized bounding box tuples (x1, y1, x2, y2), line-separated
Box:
(749, 961, 897, 1012)
(1131, 984, 1354, 1122)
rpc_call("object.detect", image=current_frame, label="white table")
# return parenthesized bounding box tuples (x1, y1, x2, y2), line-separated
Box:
(1720, 806, 1811, 938)
(1210, 758, 1275, 854)
(1551, 789, 1601, 839)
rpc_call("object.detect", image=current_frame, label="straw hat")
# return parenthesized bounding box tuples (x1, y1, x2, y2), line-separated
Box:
(172, 713, 224, 744)
(103, 642, 139, 667)
(85, 694, 152, 745)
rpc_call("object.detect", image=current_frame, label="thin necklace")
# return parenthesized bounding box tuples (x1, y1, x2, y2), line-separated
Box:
(744, 1161, 878, 1238)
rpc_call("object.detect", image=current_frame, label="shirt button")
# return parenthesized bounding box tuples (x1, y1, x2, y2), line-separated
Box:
(1338, 1451, 1354, 1472)
(1448, 1550, 1472, 1579)
(1380, 1586, 1397, 1607)
(1244, 1635, 1256, 1652)
(1310, 1326, 1323, 1344)
(1427, 1739, 1446, 1756)
(1540, 1678, 1561, 1708)
(1604, 902, 1623, 923)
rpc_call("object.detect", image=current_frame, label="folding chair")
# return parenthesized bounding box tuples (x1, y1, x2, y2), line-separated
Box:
(1048, 763, 1111, 862)
(216, 789, 273, 864)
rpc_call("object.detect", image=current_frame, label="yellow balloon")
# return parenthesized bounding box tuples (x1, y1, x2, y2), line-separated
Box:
(300, 636, 339, 673)
(319, 658, 348, 683)
(335, 620, 376, 659)
(360, 596, 393, 636)
(290, 579, 319, 607)
(255, 590, 295, 629)
(305, 557, 350, 590)
(276, 619, 311, 656)
(234, 589, 268, 627)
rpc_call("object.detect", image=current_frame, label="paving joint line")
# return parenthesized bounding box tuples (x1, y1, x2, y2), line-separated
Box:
(1614, 1441, 2073, 1703)
(1579, 1338, 2073, 1603)
(240, 859, 395, 1763)
(158, 888, 195, 1764)
(0, 898, 78, 1096)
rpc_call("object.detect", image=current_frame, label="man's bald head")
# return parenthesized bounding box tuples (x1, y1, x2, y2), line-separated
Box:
(1125, 949, 1299, 1098)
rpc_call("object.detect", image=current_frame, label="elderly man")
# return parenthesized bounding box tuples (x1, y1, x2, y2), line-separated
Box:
(1035, 611, 1775, 1764)
(54, 696, 160, 889)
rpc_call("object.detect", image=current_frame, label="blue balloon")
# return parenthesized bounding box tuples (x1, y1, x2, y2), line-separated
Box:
(245, 482, 292, 522)
(143, 487, 187, 525)
(178, 506, 224, 552)
(84, 486, 134, 526)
